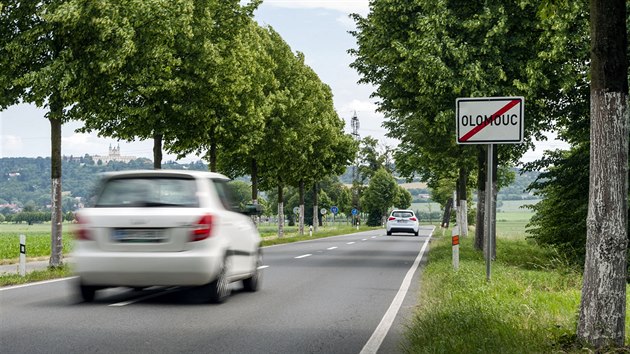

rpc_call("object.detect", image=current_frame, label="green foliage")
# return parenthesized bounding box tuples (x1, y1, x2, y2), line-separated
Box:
(394, 186, 412, 209)
(525, 145, 589, 264)
(361, 168, 398, 224)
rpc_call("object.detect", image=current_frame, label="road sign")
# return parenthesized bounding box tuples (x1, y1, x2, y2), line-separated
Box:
(293, 207, 299, 215)
(320, 208, 327, 215)
(330, 206, 338, 214)
(351, 208, 358, 216)
(456, 97, 524, 144)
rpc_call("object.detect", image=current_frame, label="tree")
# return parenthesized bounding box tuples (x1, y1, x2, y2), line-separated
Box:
(361, 168, 398, 226)
(350, 0, 551, 241)
(0, 0, 138, 267)
(577, 0, 628, 347)
(394, 186, 412, 209)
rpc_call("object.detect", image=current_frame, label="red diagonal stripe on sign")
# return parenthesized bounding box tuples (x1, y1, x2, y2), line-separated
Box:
(460, 99, 521, 142)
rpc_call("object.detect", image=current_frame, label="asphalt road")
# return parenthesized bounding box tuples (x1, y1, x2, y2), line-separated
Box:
(0, 227, 434, 354)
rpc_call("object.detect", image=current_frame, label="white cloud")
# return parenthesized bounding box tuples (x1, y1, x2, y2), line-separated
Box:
(339, 99, 379, 114)
(263, 0, 369, 16)
(0, 135, 24, 158)
(336, 14, 357, 30)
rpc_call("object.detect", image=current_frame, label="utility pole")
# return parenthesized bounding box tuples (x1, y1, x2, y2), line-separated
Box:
(351, 111, 360, 226)
(351, 111, 360, 182)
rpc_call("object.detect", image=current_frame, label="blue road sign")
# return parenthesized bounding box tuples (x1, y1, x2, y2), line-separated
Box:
(351, 208, 358, 215)
(331, 206, 338, 214)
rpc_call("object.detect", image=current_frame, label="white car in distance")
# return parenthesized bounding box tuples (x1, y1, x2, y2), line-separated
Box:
(386, 209, 420, 236)
(72, 170, 262, 303)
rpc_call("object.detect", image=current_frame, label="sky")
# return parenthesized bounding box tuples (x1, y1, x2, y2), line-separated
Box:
(0, 0, 565, 163)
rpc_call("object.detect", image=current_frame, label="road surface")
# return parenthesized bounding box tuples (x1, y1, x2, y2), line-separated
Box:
(0, 227, 433, 353)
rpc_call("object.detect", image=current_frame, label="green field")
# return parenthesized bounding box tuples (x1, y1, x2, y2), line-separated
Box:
(0, 223, 73, 263)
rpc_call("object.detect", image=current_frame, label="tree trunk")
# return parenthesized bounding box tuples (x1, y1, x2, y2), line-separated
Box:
(277, 184, 284, 239)
(457, 167, 468, 237)
(153, 133, 163, 169)
(578, 0, 628, 347)
(312, 183, 319, 232)
(251, 159, 258, 203)
(49, 113, 63, 268)
(299, 180, 305, 236)
(251, 159, 259, 226)
(474, 146, 486, 251)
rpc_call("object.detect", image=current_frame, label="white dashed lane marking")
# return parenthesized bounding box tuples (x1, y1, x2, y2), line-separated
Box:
(295, 254, 312, 259)
(327, 246, 338, 250)
(347, 242, 355, 245)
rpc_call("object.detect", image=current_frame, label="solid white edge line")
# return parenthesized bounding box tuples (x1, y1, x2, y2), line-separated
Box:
(360, 226, 435, 354)
(294, 254, 312, 259)
(0, 276, 77, 292)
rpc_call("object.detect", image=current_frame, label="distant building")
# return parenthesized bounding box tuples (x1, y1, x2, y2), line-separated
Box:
(93, 144, 136, 164)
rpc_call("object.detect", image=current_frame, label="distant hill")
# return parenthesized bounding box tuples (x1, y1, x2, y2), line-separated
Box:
(0, 156, 208, 213)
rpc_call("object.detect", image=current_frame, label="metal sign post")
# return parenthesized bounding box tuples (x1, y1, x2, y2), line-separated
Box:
(485, 145, 494, 281)
(456, 96, 524, 282)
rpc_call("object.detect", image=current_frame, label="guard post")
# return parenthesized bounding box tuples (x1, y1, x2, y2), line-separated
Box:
(19, 234, 26, 276)
(452, 225, 460, 271)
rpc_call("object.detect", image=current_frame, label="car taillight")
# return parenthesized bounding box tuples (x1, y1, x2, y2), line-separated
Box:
(73, 214, 92, 240)
(410, 217, 417, 221)
(191, 214, 213, 241)
(388, 217, 396, 221)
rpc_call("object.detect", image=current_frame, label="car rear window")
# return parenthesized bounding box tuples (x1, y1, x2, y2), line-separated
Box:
(95, 177, 199, 208)
(392, 211, 414, 218)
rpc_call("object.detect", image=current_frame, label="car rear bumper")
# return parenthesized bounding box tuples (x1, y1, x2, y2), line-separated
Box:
(386, 223, 419, 233)
(73, 249, 224, 287)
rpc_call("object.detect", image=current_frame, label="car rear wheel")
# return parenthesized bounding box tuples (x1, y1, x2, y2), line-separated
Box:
(207, 257, 230, 304)
(243, 249, 262, 292)
(79, 283, 97, 302)
(386, 231, 392, 236)
(414, 231, 419, 236)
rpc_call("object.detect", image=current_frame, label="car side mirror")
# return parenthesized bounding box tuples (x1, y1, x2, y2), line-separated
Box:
(241, 203, 263, 216)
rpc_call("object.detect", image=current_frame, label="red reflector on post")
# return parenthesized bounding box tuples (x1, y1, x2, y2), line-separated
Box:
(452, 235, 459, 246)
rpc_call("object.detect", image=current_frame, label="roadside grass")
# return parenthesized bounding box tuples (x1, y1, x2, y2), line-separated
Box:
(0, 264, 73, 287)
(404, 220, 630, 353)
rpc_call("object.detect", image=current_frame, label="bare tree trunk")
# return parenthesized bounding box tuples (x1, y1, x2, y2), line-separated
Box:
(457, 167, 468, 237)
(49, 113, 63, 268)
(577, 0, 628, 347)
(312, 183, 319, 232)
(299, 180, 305, 236)
(251, 159, 258, 203)
(153, 133, 163, 169)
(474, 147, 486, 251)
(251, 159, 259, 226)
(277, 184, 284, 239)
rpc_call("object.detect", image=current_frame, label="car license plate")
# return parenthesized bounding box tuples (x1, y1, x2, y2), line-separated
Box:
(112, 229, 165, 243)
(397, 220, 407, 223)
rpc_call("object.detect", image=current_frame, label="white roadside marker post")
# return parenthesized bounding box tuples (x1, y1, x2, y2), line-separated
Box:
(452, 226, 460, 271)
(19, 234, 26, 276)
